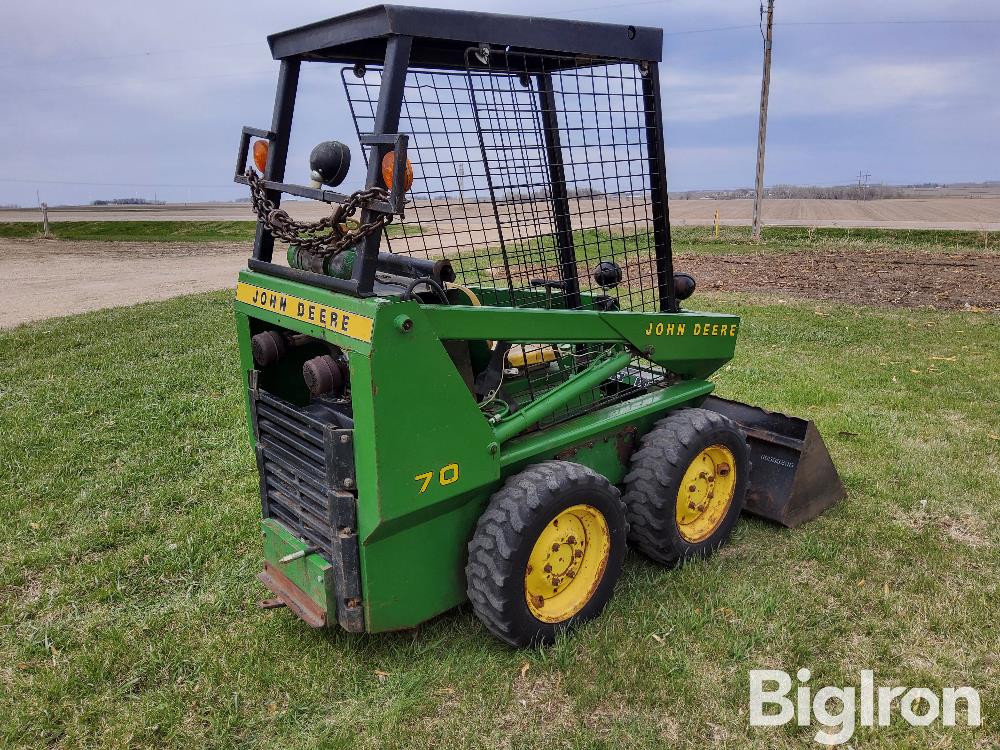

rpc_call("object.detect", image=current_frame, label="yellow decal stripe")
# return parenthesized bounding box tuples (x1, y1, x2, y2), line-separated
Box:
(236, 282, 373, 343)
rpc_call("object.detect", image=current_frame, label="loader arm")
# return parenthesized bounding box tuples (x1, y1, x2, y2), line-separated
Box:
(420, 302, 741, 380)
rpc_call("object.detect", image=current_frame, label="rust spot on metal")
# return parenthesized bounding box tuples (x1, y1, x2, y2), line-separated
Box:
(532, 594, 545, 608)
(616, 425, 638, 465)
(258, 562, 326, 628)
(718, 463, 731, 476)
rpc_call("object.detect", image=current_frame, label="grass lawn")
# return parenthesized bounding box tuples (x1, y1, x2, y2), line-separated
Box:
(1, 290, 997, 749)
(0, 220, 991, 253)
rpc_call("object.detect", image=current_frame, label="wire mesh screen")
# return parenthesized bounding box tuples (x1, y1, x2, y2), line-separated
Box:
(342, 51, 671, 428)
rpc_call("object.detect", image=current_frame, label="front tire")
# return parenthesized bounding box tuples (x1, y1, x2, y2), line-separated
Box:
(623, 408, 749, 565)
(465, 461, 628, 647)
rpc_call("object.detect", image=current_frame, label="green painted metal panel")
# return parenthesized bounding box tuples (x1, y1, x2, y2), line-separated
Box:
(419, 304, 740, 377)
(262, 518, 335, 615)
(234, 271, 736, 633)
(353, 300, 501, 631)
(234, 269, 379, 354)
(499, 379, 716, 469)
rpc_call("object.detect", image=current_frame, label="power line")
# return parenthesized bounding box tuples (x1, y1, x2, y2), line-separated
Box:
(0, 41, 256, 71)
(6, 68, 274, 95)
(0, 177, 238, 188)
(3, 15, 997, 74)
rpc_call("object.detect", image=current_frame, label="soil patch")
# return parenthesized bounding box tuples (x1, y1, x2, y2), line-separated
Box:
(675, 249, 999, 312)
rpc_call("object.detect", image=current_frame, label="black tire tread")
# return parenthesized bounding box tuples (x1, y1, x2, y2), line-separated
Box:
(623, 408, 747, 565)
(465, 461, 627, 646)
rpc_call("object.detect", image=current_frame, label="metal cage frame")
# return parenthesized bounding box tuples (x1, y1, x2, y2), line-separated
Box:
(238, 4, 677, 313)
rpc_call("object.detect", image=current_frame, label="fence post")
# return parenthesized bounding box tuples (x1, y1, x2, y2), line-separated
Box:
(41, 202, 51, 238)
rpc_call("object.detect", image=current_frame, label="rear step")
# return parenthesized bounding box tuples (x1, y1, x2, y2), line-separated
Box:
(701, 395, 845, 527)
(259, 561, 327, 628)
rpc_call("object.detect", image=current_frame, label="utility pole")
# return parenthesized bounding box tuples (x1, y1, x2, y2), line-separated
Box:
(856, 170, 871, 201)
(751, 0, 775, 241)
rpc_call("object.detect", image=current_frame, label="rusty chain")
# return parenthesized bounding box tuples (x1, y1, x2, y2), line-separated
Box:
(246, 168, 393, 256)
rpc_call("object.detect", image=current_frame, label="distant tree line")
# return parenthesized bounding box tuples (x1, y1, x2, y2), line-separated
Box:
(90, 198, 166, 206)
(675, 184, 906, 200)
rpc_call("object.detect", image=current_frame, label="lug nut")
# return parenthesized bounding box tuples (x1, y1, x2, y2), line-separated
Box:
(718, 463, 731, 476)
(688, 484, 697, 492)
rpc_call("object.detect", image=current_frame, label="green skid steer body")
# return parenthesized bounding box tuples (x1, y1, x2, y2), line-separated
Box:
(232, 5, 845, 644)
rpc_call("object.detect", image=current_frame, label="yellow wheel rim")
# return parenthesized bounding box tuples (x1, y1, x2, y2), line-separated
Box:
(675, 444, 737, 543)
(524, 504, 611, 623)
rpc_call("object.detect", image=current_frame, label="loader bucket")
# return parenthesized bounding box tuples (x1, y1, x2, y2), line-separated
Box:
(701, 396, 845, 528)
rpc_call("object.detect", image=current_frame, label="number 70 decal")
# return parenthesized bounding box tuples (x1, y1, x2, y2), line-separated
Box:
(414, 463, 460, 494)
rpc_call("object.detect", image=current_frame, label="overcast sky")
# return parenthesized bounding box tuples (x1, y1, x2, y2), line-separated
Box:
(2, 0, 997, 206)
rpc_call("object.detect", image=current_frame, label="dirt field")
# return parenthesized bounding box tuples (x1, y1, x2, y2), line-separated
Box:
(0, 239, 248, 328)
(674, 250, 1000, 312)
(2, 238, 996, 328)
(3, 196, 999, 230)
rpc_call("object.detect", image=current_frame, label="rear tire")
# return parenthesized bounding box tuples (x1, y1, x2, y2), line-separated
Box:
(465, 461, 628, 647)
(623, 408, 749, 565)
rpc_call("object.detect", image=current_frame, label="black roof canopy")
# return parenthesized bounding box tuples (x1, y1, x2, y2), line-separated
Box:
(267, 5, 663, 68)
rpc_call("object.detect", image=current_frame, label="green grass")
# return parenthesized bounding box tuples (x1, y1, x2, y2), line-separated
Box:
(1, 292, 998, 749)
(0, 221, 422, 243)
(0, 221, 992, 252)
(672, 224, 997, 254)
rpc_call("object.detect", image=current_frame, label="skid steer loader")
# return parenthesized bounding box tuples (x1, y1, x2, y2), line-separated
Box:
(232, 5, 845, 646)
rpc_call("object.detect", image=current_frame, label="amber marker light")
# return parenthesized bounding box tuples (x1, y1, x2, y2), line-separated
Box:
(381, 150, 413, 192)
(252, 140, 269, 173)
